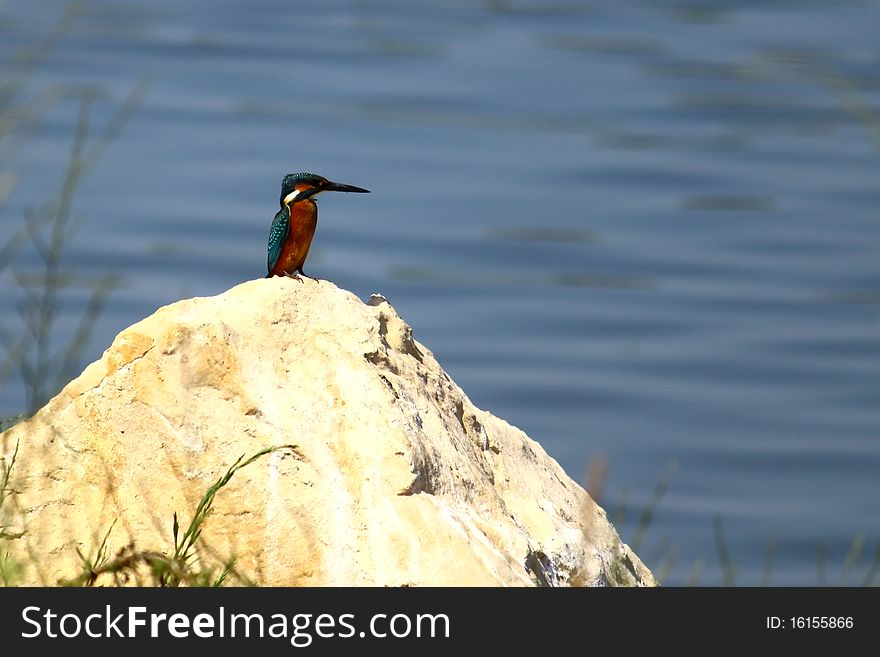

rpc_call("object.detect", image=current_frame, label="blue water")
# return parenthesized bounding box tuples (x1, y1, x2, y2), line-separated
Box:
(2, 1, 879, 585)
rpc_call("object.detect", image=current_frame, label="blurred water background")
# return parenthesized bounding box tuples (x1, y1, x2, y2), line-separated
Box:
(1, 0, 879, 585)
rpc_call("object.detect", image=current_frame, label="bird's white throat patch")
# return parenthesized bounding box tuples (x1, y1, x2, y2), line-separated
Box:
(284, 188, 323, 205)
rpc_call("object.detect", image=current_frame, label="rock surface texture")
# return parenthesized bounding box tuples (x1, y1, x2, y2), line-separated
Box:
(0, 278, 654, 586)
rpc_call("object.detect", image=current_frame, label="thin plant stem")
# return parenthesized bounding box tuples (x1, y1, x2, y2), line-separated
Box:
(631, 460, 677, 552)
(713, 515, 735, 587)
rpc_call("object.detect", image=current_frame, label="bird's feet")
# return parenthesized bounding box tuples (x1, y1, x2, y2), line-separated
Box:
(281, 272, 306, 283)
(276, 270, 319, 283)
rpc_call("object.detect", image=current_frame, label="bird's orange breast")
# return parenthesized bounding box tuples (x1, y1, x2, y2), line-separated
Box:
(273, 200, 318, 276)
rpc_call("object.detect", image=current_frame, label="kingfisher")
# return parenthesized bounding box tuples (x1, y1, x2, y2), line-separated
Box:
(266, 172, 370, 278)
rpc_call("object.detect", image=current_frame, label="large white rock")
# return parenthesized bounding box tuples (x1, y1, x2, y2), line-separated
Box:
(0, 278, 653, 586)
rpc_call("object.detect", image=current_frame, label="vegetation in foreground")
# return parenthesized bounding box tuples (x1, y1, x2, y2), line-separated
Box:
(2, 443, 296, 587)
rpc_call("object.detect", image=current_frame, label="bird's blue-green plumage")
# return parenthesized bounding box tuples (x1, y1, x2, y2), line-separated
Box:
(266, 204, 290, 276)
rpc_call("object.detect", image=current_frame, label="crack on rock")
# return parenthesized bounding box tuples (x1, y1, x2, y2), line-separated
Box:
(398, 327, 424, 363)
(399, 442, 441, 496)
(219, 509, 256, 518)
(65, 343, 156, 403)
(276, 447, 306, 462)
(454, 401, 490, 452)
(525, 548, 558, 587)
(399, 470, 430, 496)
(453, 400, 465, 428)
(378, 375, 399, 399)
(23, 498, 74, 515)
(374, 310, 424, 365)
(521, 442, 536, 459)
(613, 551, 642, 585)
(377, 313, 390, 342)
(363, 350, 399, 376)
(595, 547, 645, 587)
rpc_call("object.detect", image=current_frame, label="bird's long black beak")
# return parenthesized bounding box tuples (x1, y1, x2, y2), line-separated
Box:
(324, 180, 370, 194)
